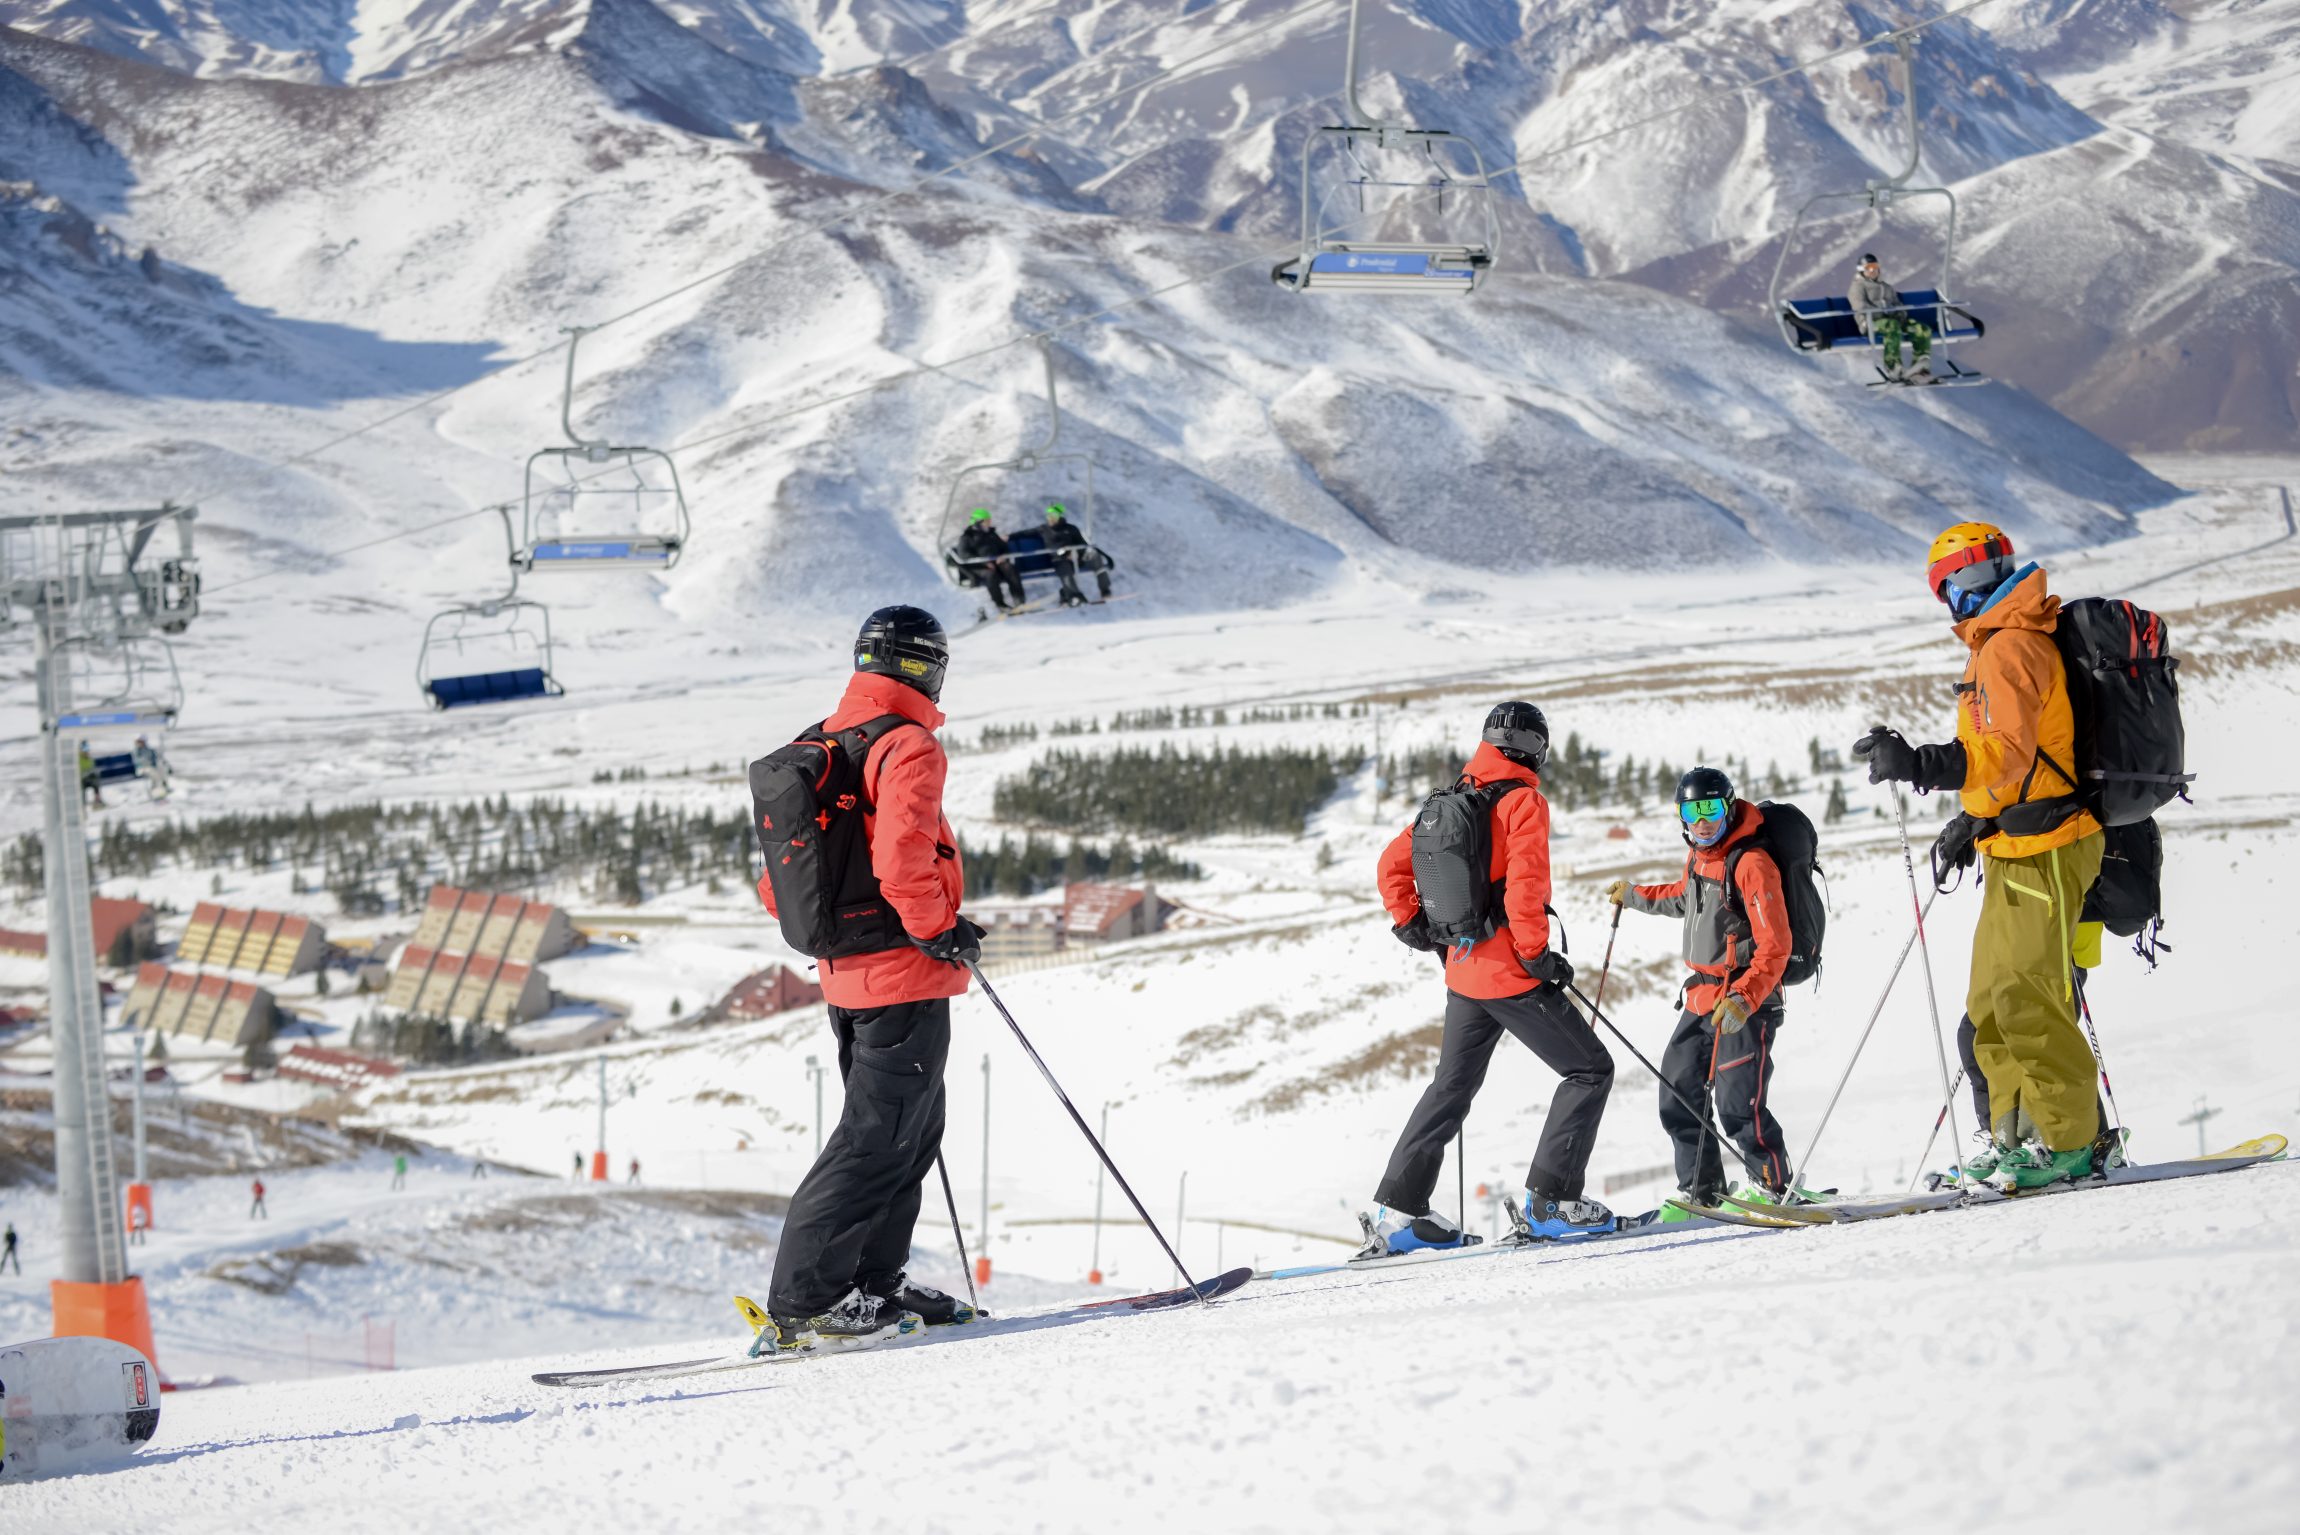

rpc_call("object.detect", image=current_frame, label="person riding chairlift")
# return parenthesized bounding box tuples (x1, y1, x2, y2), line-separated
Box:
(1850, 253, 1933, 385)
(1041, 503, 1112, 608)
(953, 508, 1025, 611)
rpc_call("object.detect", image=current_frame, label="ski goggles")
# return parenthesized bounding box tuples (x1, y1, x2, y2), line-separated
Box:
(1926, 536, 2012, 601)
(1678, 798, 1728, 825)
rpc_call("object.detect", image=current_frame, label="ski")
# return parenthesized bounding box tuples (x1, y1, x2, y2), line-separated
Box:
(530, 1267, 1252, 1389)
(1686, 1135, 2287, 1231)
(1255, 1208, 1756, 1284)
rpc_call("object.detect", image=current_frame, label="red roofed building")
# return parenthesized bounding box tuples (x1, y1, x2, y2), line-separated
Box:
(1062, 883, 1171, 944)
(0, 898, 156, 967)
(718, 965, 825, 1022)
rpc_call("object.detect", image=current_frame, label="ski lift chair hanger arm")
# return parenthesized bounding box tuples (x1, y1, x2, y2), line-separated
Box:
(514, 324, 692, 574)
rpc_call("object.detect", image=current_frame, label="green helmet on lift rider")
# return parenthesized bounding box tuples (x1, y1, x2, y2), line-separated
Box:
(1044, 503, 1068, 522)
(969, 508, 993, 524)
(1676, 765, 1736, 849)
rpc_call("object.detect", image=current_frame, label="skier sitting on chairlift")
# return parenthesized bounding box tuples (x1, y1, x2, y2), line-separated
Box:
(1851, 253, 1932, 384)
(1041, 503, 1112, 608)
(953, 509, 1026, 612)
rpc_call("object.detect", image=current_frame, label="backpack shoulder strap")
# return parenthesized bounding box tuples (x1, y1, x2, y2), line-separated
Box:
(844, 713, 928, 811)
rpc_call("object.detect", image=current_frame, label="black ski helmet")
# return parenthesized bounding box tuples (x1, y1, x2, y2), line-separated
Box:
(854, 605, 950, 702)
(1675, 765, 1736, 847)
(1481, 701, 1549, 772)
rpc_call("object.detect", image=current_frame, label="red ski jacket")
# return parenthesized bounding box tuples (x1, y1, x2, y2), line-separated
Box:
(758, 672, 969, 1009)
(1377, 743, 1558, 1000)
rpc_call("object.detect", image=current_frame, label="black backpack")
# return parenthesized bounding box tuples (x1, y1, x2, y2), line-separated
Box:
(749, 714, 921, 958)
(1410, 778, 1529, 947)
(2081, 817, 2168, 966)
(1724, 801, 1828, 987)
(2050, 597, 2194, 827)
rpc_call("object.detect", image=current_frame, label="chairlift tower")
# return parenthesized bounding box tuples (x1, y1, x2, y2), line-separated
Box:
(0, 504, 199, 1357)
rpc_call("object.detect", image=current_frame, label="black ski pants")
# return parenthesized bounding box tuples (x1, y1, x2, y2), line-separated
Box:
(982, 559, 1025, 610)
(1660, 1001, 1790, 1199)
(1051, 548, 1112, 603)
(768, 997, 950, 1317)
(1374, 984, 1613, 1212)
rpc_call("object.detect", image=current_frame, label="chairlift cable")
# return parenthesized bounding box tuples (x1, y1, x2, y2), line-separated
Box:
(197, 0, 2020, 600)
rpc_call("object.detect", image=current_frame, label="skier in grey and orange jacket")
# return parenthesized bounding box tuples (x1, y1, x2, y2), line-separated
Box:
(1609, 767, 1797, 1210)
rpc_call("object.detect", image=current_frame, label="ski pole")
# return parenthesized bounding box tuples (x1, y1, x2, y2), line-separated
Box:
(1904, 1067, 1966, 1192)
(934, 1152, 979, 1314)
(2075, 975, 2127, 1154)
(1783, 884, 1936, 1200)
(1588, 903, 1623, 1030)
(966, 962, 1208, 1304)
(1566, 984, 1738, 1159)
(1893, 791, 1968, 1192)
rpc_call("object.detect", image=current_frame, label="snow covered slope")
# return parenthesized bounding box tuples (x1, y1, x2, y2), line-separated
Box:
(5, 1158, 2296, 1529)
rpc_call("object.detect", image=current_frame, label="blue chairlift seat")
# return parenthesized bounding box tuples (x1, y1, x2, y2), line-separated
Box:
(1274, 246, 1489, 295)
(1780, 289, 1984, 352)
(523, 536, 680, 570)
(91, 752, 142, 785)
(423, 667, 561, 710)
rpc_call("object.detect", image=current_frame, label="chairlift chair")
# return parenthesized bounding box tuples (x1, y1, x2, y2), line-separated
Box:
(937, 339, 1109, 599)
(1272, 0, 1500, 295)
(1767, 35, 1988, 388)
(419, 510, 566, 710)
(514, 326, 692, 573)
(50, 634, 184, 736)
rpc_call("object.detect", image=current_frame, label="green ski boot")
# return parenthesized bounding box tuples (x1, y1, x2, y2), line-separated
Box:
(1961, 1130, 2004, 1183)
(2010, 1144, 2095, 1190)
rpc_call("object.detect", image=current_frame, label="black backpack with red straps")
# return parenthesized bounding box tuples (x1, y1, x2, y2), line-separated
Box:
(749, 715, 919, 958)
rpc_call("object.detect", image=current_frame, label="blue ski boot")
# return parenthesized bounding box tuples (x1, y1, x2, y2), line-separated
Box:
(1523, 1193, 1617, 1240)
(1354, 1207, 1480, 1260)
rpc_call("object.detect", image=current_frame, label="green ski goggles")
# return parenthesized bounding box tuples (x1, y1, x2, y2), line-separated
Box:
(1678, 798, 1728, 825)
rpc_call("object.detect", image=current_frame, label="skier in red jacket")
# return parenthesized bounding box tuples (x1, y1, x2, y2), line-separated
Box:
(1361, 702, 1616, 1256)
(757, 606, 981, 1349)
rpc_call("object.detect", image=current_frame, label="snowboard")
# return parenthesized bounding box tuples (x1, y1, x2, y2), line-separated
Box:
(530, 1267, 1254, 1389)
(0, 1336, 162, 1482)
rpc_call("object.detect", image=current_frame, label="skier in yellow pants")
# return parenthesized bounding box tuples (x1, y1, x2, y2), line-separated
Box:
(1855, 521, 2109, 1190)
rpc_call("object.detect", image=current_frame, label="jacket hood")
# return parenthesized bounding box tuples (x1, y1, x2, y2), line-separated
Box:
(1462, 741, 1540, 788)
(1954, 563, 2057, 647)
(1686, 798, 1763, 864)
(835, 669, 946, 731)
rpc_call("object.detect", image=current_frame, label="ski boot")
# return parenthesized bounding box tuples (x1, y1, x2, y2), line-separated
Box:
(1523, 1193, 1617, 1240)
(810, 1288, 924, 1347)
(738, 1298, 819, 1359)
(863, 1270, 980, 1326)
(2008, 1144, 2095, 1191)
(1658, 1187, 1717, 1224)
(1354, 1207, 1479, 1260)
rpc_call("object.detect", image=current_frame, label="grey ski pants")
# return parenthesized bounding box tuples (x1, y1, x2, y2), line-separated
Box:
(768, 997, 950, 1317)
(1374, 984, 1613, 1212)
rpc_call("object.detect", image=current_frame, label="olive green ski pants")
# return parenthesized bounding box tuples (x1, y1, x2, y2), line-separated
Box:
(1968, 832, 2105, 1153)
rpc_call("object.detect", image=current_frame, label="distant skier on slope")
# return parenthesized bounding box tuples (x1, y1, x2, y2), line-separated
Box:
(1608, 767, 1801, 1214)
(2, 1220, 19, 1273)
(752, 605, 981, 1349)
(1855, 522, 2108, 1191)
(1041, 503, 1113, 608)
(249, 1178, 267, 1219)
(1851, 253, 1932, 383)
(1359, 701, 1616, 1258)
(953, 509, 1026, 612)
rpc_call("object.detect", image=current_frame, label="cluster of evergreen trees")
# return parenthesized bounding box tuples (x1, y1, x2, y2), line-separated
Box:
(959, 833, 1202, 899)
(993, 744, 1349, 838)
(3, 797, 757, 914)
(348, 1011, 516, 1066)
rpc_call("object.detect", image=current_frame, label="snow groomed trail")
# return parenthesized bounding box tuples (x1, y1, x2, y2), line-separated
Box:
(14, 1157, 2299, 1534)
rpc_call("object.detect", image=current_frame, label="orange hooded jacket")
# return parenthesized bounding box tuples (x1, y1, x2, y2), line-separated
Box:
(757, 671, 969, 1009)
(1950, 566, 2101, 859)
(1377, 742, 1557, 1000)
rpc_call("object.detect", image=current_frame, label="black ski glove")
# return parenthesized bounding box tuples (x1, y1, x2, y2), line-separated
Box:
(1852, 725, 1966, 793)
(912, 916, 986, 967)
(1392, 915, 1435, 952)
(1520, 949, 1574, 990)
(1931, 812, 1984, 890)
